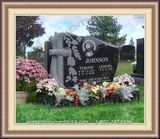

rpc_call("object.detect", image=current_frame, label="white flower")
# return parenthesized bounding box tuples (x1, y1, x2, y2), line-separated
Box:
(113, 74, 135, 86)
(48, 92, 53, 96)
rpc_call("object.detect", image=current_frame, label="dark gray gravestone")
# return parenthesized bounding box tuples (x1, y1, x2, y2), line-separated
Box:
(45, 32, 119, 87)
(136, 39, 144, 75)
(120, 45, 135, 60)
(44, 40, 52, 74)
(131, 38, 144, 83)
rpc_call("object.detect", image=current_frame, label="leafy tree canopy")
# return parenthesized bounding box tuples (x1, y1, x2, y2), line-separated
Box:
(86, 16, 127, 46)
(16, 16, 45, 57)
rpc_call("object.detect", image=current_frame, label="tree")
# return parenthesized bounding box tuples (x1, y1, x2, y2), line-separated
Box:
(86, 16, 127, 46)
(16, 16, 45, 57)
(33, 46, 43, 53)
(33, 40, 43, 53)
(129, 38, 135, 46)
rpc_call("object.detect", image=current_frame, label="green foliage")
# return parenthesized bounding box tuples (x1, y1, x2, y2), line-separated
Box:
(16, 45, 25, 58)
(33, 46, 43, 52)
(16, 80, 28, 91)
(27, 51, 45, 67)
(86, 16, 127, 46)
(27, 91, 37, 103)
(16, 16, 45, 57)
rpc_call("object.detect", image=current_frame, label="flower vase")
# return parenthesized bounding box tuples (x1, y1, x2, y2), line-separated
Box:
(16, 91, 28, 104)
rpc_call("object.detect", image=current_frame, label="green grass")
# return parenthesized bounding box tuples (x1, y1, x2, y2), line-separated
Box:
(16, 61, 144, 123)
(115, 61, 133, 76)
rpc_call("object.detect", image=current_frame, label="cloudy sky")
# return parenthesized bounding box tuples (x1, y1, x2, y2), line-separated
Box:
(27, 15, 144, 52)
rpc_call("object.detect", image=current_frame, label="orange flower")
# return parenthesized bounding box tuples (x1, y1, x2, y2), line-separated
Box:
(70, 91, 77, 96)
(66, 89, 74, 95)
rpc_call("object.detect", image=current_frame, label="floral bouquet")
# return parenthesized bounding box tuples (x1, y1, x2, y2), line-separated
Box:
(35, 74, 139, 107)
(16, 59, 48, 91)
(111, 74, 139, 101)
(36, 79, 75, 106)
(113, 73, 135, 86)
(36, 79, 59, 96)
(79, 82, 103, 104)
(36, 80, 91, 107)
(100, 82, 120, 97)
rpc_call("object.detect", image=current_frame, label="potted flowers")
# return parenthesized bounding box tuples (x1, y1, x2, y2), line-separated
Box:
(16, 59, 48, 104)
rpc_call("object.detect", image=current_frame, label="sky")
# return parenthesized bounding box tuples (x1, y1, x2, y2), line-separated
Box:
(27, 15, 144, 52)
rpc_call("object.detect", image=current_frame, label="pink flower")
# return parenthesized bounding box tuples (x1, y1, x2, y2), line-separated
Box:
(16, 59, 48, 90)
(16, 75, 20, 80)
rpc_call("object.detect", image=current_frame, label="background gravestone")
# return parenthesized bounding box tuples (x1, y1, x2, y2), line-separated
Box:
(136, 39, 144, 75)
(131, 38, 144, 83)
(45, 32, 119, 87)
(120, 45, 135, 61)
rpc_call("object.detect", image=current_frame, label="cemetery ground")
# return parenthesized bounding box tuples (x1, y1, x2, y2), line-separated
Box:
(16, 61, 144, 123)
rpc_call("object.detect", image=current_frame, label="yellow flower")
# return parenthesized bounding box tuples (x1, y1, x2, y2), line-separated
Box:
(91, 88, 97, 93)
(58, 87, 66, 94)
(102, 82, 109, 86)
(91, 85, 99, 94)
(113, 82, 121, 87)
(110, 84, 114, 88)
(95, 85, 100, 90)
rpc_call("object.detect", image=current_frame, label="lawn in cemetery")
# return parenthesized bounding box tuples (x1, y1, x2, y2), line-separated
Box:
(16, 61, 144, 123)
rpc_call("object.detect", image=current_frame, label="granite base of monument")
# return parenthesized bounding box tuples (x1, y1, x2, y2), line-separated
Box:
(131, 73, 144, 84)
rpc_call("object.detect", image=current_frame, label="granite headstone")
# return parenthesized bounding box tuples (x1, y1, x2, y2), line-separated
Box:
(131, 38, 144, 83)
(120, 45, 135, 60)
(45, 32, 119, 87)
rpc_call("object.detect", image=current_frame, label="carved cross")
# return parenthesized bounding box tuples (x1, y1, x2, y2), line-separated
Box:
(49, 49, 70, 86)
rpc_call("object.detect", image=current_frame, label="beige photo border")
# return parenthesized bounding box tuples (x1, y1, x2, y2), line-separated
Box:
(1, 0, 159, 138)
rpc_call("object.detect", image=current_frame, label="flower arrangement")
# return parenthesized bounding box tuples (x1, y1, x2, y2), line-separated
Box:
(73, 85, 90, 106)
(36, 79, 59, 96)
(82, 82, 101, 100)
(36, 74, 139, 107)
(100, 82, 121, 98)
(16, 59, 48, 91)
(113, 73, 135, 86)
(36, 79, 74, 106)
(116, 84, 139, 101)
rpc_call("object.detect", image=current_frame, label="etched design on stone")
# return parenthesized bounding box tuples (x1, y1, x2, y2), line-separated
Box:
(82, 39, 97, 57)
(67, 57, 76, 66)
(72, 45, 81, 60)
(64, 33, 82, 83)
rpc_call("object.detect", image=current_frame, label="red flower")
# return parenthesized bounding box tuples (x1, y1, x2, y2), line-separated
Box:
(74, 94, 78, 106)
